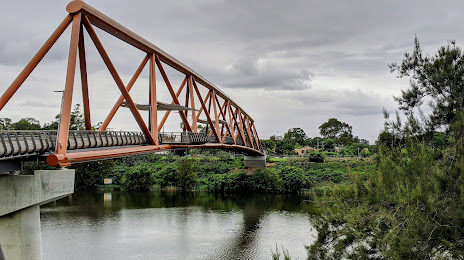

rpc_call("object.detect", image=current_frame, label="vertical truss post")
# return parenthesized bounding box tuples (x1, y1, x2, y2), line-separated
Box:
(56, 13, 82, 155)
(188, 76, 197, 132)
(149, 54, 158, 144)
(78, 24, 91, 130)
(99, 55, 149, 132)
(0, 15, 72, 111)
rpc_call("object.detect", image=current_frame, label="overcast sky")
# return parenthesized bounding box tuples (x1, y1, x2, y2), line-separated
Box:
(1, 0, 464, 143)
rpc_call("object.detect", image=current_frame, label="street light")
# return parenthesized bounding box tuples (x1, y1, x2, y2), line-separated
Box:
(53, 90, 65, 151)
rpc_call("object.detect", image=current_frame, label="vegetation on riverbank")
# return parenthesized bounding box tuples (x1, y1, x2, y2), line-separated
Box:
(23, 150, 372, 195)
(306, 37, 464, 259)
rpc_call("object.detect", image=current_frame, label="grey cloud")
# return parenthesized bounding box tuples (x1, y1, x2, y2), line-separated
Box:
(2, 0, 464, 143)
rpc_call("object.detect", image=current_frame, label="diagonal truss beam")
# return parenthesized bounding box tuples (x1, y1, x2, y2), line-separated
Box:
(56, 13, 82, 155)
(99, 54, 150, 132)
(158, 76, 188, 130)
(149, 54, 158, 144)
(78, 24, 91, 130)
(192, 79, 221, 143)
(155, 55, 192, 132)
(83, 16, 155, 145)
(0, 15, 73, 111)
(188, 76, 198, 132)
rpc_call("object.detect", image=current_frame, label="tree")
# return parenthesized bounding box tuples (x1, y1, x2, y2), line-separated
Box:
(176, 159, 196, 191)
(260, 139, 276, 153)
(9, 117, 41, 130)
(319, 118, 353, 140)
(43, 104, 85, 130)
(283, 128, 307, 145)
(389, 36, 464, 131)
(0, 118, 11, 130)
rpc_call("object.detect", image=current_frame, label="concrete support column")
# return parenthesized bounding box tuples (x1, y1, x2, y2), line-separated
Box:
(0, 169, 75, 260)
(244, 155, 266, 168)
(0, 205, 42, 260)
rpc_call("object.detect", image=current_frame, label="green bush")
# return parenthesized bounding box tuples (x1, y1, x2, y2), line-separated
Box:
(279, 166, 310, 193)
(176, 159, 196, 191)
(156, 163, 178, 187)
(308, 152, 325, 163)
(122, 164, 153, 191)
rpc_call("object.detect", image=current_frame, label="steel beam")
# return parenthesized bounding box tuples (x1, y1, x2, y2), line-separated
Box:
(158, 76, 188, 130)
(192, 80, 221, 143)
(82, 16, 155, 145)
(78, 25, 91, 130)
(154, 56, 192, 132)
(0, 15, 72, 111)
(149, 54, 158, 144)
(99, 55, 150, 131)
(65, 1, 254, 121)
(46, 143, 264, 166)
(56, 13, 82, 156)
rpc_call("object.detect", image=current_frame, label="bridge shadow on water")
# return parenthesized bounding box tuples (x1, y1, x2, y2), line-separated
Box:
(41, 191, 319, 259)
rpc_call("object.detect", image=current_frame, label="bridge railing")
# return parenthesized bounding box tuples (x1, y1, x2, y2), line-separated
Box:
(158, 132, 208, 145)
(0, 130, 148, 159)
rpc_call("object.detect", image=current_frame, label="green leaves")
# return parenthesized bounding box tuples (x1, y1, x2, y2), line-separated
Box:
(390, 36, 464, 131)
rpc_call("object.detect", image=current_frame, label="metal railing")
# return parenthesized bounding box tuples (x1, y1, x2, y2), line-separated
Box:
(158, 132, 208, 145)
(0, 130, 247, 159)
(0, 130, 148, 158)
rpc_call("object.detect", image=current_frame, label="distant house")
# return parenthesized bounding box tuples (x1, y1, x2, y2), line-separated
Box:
(275, 136, 283, 141)
(295, 146, 318, 157)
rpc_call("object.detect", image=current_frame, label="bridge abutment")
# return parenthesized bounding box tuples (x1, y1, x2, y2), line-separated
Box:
(243, 155, 266, 168)
(0, 169, 75, 260)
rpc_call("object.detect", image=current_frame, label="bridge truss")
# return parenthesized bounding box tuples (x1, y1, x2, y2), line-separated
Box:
(0, 1, 263, 167)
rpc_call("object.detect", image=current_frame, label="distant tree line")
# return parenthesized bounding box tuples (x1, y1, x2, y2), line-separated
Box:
(261, 118, 372, 157)
(0, 104, 99, 131)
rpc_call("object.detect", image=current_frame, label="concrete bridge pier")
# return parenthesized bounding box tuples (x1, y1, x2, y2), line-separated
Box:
(244, 155, 266, 168)
(0, 169, 75, 260)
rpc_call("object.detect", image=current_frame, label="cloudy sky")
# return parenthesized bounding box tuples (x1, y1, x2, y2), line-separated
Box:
(1, 0, 464, 143)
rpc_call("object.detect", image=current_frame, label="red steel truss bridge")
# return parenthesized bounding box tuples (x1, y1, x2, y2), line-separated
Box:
(0, 1, 264, 168)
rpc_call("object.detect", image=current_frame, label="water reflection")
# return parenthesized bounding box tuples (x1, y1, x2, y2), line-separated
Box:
(41, 191, 318, 260)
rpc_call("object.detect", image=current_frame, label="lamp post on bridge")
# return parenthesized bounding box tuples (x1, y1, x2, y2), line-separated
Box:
(53, 90, 65, 152)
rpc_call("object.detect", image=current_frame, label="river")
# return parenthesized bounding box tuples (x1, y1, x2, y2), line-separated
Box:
(40, 191, 318, 260)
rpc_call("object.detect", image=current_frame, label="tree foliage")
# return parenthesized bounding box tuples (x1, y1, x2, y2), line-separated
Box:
(9, 117, 41, 130)
(176, 159, 196, 191)
(389, 36, 464, 130)
(319, 118, 353, 140)
(0, 118, 11, 130)
(283, 127, 307, 145)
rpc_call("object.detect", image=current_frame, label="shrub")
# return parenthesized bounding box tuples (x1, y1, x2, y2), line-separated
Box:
(176, 159, 196, 191)
(122, 164, 153, 191)
(308, 152, 324, 163)
(279, 166, 310, 193)
(156, 163, 178, 187)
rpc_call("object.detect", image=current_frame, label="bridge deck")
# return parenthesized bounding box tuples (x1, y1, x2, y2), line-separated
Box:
(0, 130, 244, 160)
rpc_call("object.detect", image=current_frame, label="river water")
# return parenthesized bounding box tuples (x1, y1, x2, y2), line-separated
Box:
(41, 191, 318, 260)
